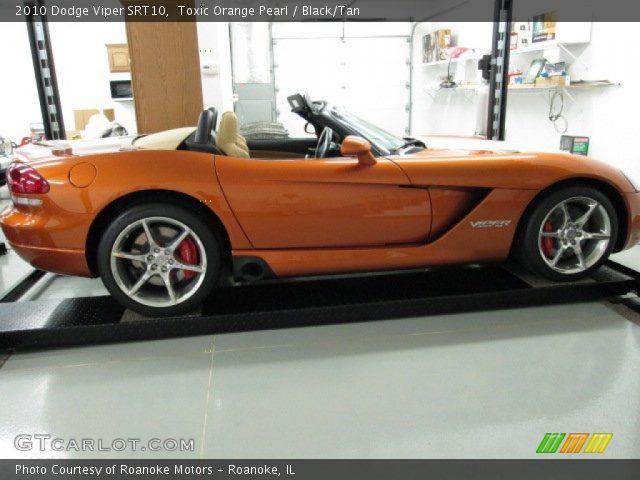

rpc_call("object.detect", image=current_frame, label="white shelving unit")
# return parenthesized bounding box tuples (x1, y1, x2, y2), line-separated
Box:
(509, 82, 620, 91)
(509, 22, 592, 67)
(422, 86, 476, 101)
(419, 40, 589, 67)
(420, 55, 479, 68)
(510, 22, 591, 54)
(510, 41, 564, 56)
(508, 82, 621, 104)
(423, 82, 620, 103)
(510, 40, 587, 67)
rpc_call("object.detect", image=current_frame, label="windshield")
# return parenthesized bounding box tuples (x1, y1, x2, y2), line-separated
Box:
(328, 107, 406, 155)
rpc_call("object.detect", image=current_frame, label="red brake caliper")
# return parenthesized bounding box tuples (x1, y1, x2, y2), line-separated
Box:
(176, 237, 199, 280)
(542, 220, 555, 257)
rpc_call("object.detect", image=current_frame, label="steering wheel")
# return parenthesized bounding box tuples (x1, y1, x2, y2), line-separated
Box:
(314, 126, 333, 159)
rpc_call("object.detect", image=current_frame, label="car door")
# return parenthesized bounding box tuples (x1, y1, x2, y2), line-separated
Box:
(215, 154, 431, 249)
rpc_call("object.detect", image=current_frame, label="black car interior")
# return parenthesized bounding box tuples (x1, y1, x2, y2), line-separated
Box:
(247, 138, 319, 158)
(180, 96, 343, 159)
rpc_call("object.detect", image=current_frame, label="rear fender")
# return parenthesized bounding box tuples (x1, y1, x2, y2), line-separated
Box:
(22, 149, 252, 251)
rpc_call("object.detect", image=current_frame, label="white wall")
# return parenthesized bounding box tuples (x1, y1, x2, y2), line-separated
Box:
(0, 23, 43, 143)
(197, 22, 234, 114)
(504, 22, 640, 175)
(47, 22, 136, 135)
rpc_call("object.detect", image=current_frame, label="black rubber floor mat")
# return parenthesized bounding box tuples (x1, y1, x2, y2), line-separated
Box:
(0, 263, 636, 349)
(203, 265, 529, 315)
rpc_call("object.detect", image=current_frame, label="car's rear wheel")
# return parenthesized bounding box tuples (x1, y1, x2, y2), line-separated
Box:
(97, 203, 221, 316)
(517, 185, 617, 281)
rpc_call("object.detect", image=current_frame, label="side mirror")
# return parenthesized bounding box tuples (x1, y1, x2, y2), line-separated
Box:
(340, 136, 377, 166)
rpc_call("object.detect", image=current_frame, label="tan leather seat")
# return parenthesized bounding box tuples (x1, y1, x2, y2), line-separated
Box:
(216, 111, 250, 158)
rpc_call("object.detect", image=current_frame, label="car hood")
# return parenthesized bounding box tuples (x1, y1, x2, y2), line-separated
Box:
(415, 135, 568, 155)
(390, 136, 635, 193)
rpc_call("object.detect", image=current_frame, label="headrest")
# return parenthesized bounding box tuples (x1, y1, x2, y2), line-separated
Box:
(216, 111, 250, 158)
(218, 111, 238, 138)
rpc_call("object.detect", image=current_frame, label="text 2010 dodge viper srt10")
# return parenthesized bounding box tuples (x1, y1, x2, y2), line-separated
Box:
(2, 94, 640, 316)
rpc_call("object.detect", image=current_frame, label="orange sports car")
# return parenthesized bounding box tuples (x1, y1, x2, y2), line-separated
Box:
(2, 94, 640, 316)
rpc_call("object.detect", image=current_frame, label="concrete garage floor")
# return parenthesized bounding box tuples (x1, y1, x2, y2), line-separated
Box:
(0, 191, 639, 459)
(0, 303, 639, 459)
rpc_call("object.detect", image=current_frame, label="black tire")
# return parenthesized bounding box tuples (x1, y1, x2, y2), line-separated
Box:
(516, 184, 618, 282)
(97, 203, 221, 316)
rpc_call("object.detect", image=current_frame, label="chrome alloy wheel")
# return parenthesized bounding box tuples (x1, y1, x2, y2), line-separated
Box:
(538, 196, 612, 274)
(109, 217, 207, 308)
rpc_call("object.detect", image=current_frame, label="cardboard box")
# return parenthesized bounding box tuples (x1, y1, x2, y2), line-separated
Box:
(436, 29, 451, 60)
(532, 12, 556, 43)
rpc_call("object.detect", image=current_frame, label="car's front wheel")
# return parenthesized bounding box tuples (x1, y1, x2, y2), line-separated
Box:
(517, 185, 618, 281)
(97, 203, 221, 316)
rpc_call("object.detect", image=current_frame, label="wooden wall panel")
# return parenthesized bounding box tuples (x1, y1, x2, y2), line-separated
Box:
(126, 21, 203, 133)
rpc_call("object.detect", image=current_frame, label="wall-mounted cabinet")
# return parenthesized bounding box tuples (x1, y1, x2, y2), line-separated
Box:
(125, 21, 203, 133)
(106, 43, 130, 73)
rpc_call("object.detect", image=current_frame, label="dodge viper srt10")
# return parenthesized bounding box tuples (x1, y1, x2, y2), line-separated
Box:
(2, 94, 640, 316)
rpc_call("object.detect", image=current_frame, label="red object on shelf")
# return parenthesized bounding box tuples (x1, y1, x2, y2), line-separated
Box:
(445, 47, 472, 59)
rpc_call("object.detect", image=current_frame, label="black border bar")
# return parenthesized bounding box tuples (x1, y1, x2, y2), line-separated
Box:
(1, 459, 639, 480)
(2, 0, 640, 22)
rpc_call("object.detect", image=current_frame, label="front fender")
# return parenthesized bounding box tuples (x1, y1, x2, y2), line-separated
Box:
(393, 151, 636, 193)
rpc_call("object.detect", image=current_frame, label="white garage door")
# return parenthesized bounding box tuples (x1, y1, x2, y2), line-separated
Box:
(272, 23, 411, 137)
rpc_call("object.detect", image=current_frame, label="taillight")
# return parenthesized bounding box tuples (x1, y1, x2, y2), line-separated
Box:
(7, 162, 50, 195)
